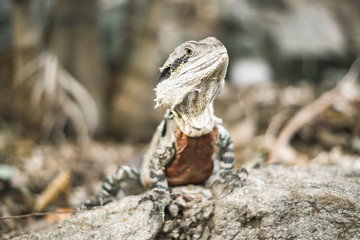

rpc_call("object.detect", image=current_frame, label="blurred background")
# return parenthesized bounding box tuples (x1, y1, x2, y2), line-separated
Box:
(1, 0, 360, 237)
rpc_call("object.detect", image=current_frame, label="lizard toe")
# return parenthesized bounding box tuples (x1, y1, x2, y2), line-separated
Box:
(138, 190, 171, 222)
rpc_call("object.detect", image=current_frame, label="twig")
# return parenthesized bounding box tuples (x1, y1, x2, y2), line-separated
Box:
(34, 170, 71, 212)
(0, 209, 77, 221)
(267, 57, 360, 164)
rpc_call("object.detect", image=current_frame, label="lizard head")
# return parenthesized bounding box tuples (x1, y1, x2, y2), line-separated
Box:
(154, 37, 229, 137)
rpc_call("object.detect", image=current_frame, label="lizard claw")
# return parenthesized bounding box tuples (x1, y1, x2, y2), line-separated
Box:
(212, 168, 248, 193)
(138, 190, 171, 222)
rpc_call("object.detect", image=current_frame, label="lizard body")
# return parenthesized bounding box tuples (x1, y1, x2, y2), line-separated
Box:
(81, 37, 246, 219)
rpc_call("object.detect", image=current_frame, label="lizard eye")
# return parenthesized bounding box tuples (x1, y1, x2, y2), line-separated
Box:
(185, 48, 193, 56)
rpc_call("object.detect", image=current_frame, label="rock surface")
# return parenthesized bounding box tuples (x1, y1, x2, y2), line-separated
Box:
(211, 166, 360, 240)
(16, 166, 360, 240)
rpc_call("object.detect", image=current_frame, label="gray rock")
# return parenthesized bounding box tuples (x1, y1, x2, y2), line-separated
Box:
(16, 166, 360, 239)
(211, 166, 360, 240)
(16, 195, 162, 240)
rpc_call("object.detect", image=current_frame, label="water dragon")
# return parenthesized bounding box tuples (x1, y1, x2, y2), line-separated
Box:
(80, 37, 247, 220)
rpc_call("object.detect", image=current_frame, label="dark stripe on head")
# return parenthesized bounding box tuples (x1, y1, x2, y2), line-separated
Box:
(158, 55, 189, 83)
(171, 55, 186, 71)
(158, 66, 171, 83)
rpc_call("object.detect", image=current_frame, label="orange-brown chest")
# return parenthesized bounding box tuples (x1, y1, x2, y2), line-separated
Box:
(165, 126, 218, 186)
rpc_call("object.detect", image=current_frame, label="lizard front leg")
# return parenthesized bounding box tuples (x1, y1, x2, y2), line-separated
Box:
(80, 166, 145, 210)
(213, 125, 248, 191)
(139, 140, 175, 222)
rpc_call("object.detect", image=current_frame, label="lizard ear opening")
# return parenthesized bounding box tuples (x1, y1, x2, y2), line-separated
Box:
(158, 66, 171, 83)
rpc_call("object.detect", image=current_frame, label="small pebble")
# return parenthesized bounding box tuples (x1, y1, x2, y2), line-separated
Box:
(195, 211, 204, 221)
(162, 220, 175, 232)
(183, 194, 193, 202)
(168, 203, 179, 217)
(193, 224, 203, 239)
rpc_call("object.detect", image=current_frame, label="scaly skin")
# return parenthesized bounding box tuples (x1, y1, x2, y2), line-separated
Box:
(80, 37, 247, 221)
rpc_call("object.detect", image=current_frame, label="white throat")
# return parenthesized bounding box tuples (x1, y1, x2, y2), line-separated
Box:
(172, 103, 222, 137)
